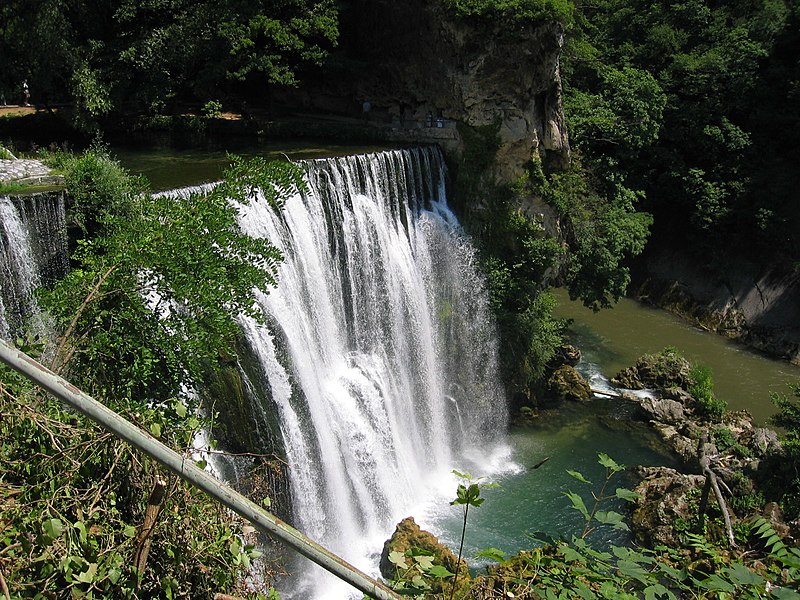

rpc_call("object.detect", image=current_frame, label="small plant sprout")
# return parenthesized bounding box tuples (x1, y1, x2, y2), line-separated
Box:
(449, 470, 500, 600)
(564, 453, 639, 539)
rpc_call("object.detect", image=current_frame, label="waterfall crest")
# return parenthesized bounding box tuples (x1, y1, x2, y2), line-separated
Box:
(236, 147, 507, 597)
(0, 192, 68, 339)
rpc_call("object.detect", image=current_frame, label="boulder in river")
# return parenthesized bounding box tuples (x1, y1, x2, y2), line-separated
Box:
(547, 365, 592, 401)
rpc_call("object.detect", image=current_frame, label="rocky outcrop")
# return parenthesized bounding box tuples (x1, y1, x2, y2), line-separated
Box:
(631, 466, 706, 547)
(611, 349, 693, 391)
(547, 364, 591, 401)
(277, 0, 570, 185)
(630, 251, 800, 365)
(379, 517, 469, 592)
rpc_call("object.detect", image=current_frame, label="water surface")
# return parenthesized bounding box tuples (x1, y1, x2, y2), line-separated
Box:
(552, 288, 800, 423)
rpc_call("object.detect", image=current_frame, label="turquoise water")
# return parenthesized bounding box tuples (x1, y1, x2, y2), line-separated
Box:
(425, 397, 677, 564)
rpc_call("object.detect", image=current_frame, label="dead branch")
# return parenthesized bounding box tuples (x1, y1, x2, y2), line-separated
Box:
(133, 477, 168, 586)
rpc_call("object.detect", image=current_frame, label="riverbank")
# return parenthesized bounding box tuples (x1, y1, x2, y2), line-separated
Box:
(630, 250, 800, 366)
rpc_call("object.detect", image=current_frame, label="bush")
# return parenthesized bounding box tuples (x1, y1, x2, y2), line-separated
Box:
(689, 364, 727, 421)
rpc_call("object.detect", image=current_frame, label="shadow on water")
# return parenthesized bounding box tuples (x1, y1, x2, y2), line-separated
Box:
(111, 140, 395, 191)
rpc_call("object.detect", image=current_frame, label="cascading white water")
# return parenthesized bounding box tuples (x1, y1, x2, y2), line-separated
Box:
(0, 193, 68, 339)
(235, 147, 508, 598)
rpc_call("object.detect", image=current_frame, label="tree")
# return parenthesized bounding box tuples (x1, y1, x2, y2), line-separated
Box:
(0, 0, 340, 126)
(41, 149, 304, 406)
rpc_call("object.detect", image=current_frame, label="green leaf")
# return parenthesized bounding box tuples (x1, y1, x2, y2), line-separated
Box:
(597, 453, 624, 472)
(388, 551, 408, 570)
(724, 562, 764, 587)
(75, 563, 98, 584)
(149, 422, 162, 437)
(426, 565, 455, 578)
(697, 574, 736, 592)
(567, 469, 592, 484)
(614, 488, 639, 502)
(42, 518, 64, 541)
(73, 521, 87, 544)
(564, 491, 590, 520)
(770, 587, 800, 599)
(123, 525, 136, 538)
(594, 511, 629, 531)
(413, 555, 434, 570)
(644, 583, 671, 600)
(475, 547, 506, 562)
(174, 401, 187, 418)
(560, 545, 585, 563)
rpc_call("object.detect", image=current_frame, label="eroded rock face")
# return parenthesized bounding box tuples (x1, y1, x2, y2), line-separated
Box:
(281, 0, 570, 185)
(632, 466, 706, 547)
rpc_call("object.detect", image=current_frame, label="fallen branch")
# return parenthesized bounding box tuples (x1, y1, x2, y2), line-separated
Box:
(590, 388, 631, 401)
(0, 566, 10, 600)
(133, 477, 168, 586)
(696, 436, 737, 548)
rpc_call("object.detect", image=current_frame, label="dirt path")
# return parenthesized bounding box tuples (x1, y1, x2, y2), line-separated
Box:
(0, 106, 40, 118)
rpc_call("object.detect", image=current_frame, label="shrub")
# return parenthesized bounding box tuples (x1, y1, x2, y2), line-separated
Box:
(689, 364, 727, 420)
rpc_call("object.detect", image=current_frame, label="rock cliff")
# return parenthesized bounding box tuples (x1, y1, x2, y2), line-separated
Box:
(280, 0, 570, 184)
(630, 251, 800, 365)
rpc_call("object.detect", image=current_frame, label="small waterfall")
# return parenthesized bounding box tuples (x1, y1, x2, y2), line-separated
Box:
(235, 147, 507, 598)
(0, 192, 68, 339)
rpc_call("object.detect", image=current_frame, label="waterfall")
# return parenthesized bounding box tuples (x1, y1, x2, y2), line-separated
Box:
(0, 193, 68, 339)
(235, 147, 508, 598)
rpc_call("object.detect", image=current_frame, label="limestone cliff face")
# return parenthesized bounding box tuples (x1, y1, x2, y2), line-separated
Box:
(295, 0, 570, 183)
(630, 252, 800, 365)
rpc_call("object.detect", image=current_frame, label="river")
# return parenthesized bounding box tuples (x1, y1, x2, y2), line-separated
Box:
(551, 287, 800, 424)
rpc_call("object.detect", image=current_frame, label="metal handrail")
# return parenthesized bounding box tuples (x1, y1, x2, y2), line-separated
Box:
(0, 338, 401, 600)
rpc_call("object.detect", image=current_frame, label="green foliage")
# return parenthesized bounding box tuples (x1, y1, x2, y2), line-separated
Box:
(39, 149, 303, 406)
(0, 364, 276, 598)
(442, 0, 575, 26)
(689, 364, 727, 421)
(564, 454, 638, 540)
(202, 99, 224, 118)
(0, 0, 340, 127)
(448, 471, 498, 600)
(466, 459, 800, 600)
(770, 383, 800, 519)
(479, 203, 567, 393)
(387, 548, 455, 596)
(0, 149, 299, 598)
(563, 0, 800, 264)
(538, 159, 653, 310)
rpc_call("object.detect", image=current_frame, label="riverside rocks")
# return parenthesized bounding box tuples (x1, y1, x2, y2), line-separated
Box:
(380, 517, 469, 592)
(607, 351, 800, 546)
(547, 364, 591, 401)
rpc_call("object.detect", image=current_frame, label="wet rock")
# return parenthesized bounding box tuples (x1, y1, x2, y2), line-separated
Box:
(380, 517, 469, 591)
(551, 344, 581, 367)
(743, 427, 782, 457)
(639, 396, 687, 425)
(547, 365, 591, 401)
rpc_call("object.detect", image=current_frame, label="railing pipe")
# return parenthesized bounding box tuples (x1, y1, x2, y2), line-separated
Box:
(0, 338, 401, 600)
